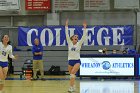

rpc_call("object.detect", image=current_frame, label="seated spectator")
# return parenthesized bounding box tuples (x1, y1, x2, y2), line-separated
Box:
(102, 48, 107, 54)
(122, 50, 127, 54)
(13, 46, 21, 51)
(128, 49, 136, 54)
(98, 49, 103, 54)
(112, 49, 117, 54)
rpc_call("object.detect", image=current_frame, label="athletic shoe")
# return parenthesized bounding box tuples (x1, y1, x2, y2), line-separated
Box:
(73, 85, 76, 91)
(68, 87, 74, 92)
(31, 78, 37, 81)
(41, 78, 46, 81)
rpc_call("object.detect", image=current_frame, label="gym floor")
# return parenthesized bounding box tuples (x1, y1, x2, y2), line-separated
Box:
(3, 75, 139, 93)
(4, 75, 80, 93)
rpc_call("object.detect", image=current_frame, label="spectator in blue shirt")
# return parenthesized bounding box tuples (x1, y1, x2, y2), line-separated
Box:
(32, 38, 44, 80)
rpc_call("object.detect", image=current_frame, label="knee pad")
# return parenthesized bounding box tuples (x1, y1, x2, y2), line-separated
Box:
(70, 74, 76, 79)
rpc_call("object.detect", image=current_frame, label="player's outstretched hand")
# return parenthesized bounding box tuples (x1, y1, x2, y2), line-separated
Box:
(65, 19, 69, 27)
(83, 20, 87, 29)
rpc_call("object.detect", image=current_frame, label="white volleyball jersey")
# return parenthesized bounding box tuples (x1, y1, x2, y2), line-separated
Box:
(0, 42, 15, 62)
(65, 27, 86, 60)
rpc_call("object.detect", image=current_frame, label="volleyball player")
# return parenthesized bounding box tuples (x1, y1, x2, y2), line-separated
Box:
(65, 19, 87, 92)
(0, 35, 17, 92)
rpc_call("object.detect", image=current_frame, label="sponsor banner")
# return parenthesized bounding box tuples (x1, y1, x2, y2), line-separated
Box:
(53, 0, 79, 11)
(80, 57, 134, 76)
(114, 0, 139, 9)
(84, 0, 110, 10)
(25, 0, 51, 10)
(0, 0, 20, 10)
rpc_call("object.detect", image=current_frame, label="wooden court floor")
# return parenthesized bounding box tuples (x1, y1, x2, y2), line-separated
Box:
(2, 75, 140, 93)
(3, 75, 80, 93)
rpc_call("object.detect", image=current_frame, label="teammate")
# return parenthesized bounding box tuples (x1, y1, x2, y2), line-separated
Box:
(0, 35, 17, 92)
(65, 19, 87, 92)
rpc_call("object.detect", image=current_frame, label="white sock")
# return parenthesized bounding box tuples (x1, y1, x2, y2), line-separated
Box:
(68, 87, 73, 91)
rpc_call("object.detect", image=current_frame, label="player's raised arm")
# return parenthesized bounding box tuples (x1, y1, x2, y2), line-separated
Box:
(79, 20, 87, 46)
(65, 19, 72, 45)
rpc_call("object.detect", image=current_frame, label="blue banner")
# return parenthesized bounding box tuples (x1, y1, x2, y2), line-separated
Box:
(18, 25, 133, 46)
